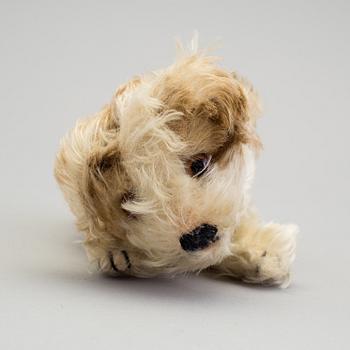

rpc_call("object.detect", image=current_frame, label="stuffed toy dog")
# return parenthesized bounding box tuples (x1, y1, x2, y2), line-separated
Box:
(55, 39, 297, 287)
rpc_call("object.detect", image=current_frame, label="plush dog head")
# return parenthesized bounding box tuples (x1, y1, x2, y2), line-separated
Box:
(55, 43, 261, 277)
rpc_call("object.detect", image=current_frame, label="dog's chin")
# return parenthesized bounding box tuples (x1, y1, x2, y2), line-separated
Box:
(129, 228, 233, 277)
(183, 230, 232, 271)
(148, 229, 233, 276)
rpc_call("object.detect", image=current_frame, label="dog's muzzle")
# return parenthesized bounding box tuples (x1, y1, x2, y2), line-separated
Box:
(180, 224, 218, 251)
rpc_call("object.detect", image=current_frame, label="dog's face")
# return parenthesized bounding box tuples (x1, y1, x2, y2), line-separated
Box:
(57, 53, 261, 276)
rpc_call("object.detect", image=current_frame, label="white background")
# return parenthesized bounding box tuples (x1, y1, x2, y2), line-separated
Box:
(1, 1, 349, 349)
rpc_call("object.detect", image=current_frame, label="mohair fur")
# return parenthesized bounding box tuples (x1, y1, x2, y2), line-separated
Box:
(54, 39, 297, 287)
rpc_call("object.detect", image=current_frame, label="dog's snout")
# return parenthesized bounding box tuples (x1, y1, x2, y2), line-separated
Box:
(180, 224, 218, 252)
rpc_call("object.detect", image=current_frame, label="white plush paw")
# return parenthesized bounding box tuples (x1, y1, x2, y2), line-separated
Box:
(241, 223, 298, 288)
(98, 250, 132, 275)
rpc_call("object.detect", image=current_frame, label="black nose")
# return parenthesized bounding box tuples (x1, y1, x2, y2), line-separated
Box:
(180, 224, 218, 252)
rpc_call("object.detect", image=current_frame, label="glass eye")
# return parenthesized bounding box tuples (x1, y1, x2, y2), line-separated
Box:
(189, 154, 212, 177)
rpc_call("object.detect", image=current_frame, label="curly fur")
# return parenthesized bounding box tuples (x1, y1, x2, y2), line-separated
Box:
(54, 39, 297, 286)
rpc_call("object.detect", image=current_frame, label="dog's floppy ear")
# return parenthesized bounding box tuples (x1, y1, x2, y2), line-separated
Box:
(233, 75, 262, 150)
(81, 141, 122, 225)
(210, 73, 262, 166)
(232, 72, 261, 126)
(194, 70, 261, 148)
(78, 104, 125, 231)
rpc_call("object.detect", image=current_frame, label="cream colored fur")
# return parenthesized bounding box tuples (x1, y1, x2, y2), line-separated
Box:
(54, 39, 297, 287)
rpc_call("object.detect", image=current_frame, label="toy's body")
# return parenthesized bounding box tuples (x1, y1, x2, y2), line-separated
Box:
(55, 42, 297, 287)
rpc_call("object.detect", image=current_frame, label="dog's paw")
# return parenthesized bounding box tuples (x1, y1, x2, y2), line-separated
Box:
(240, 223, 298, 287)
(98, 250, 132, 275)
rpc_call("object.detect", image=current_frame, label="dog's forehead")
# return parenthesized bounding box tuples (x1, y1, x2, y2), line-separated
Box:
(166, 113, 230, 158)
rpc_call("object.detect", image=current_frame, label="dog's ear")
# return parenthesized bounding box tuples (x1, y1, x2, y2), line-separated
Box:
(80, 141, 122, 226)
(231, 72, 261, 125)
(193, 71, 261, 145)
(79, 106, 125, 231)
(207, 73, 262, 166)
(231, 73, 262, 150)
(219, 72, 261, 146)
